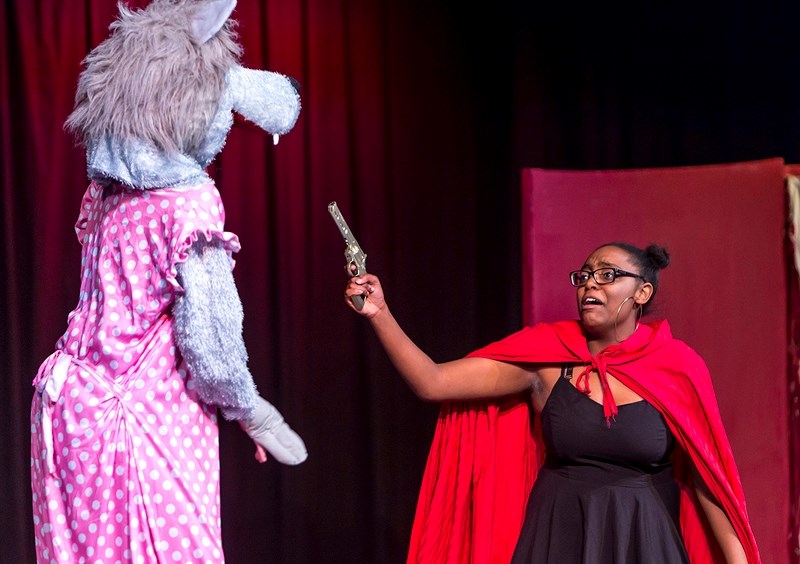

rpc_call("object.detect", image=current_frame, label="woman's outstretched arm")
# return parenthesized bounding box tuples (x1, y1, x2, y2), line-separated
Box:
(345, 273, 535, 401)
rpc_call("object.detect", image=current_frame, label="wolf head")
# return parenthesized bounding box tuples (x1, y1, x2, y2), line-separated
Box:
(65, 0, 244, 154)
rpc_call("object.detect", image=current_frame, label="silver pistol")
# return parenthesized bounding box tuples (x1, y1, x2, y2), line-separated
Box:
(328, 201, 367, 310)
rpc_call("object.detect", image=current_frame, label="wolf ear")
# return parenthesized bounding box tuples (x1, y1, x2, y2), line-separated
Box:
(190, 0, 237, 44)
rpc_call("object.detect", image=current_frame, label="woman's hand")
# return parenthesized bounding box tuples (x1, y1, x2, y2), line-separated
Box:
(344, 273, 385, 318)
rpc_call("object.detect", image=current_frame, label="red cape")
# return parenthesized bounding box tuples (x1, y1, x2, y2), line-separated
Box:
(407, 320, 759, 563)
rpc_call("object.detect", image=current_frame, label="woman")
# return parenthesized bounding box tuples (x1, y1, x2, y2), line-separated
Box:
(344, 242, 759, 563)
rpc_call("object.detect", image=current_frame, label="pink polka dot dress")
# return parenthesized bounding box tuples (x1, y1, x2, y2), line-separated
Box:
(30, 181, 240, 563)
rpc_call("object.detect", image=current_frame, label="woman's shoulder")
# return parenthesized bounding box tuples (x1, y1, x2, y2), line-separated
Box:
(652, 320, 704, 357)
(509, 319, 584, 344)
(647, 320, 712, 382)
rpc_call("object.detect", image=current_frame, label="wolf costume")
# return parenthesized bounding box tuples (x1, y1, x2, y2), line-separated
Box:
(30, 1, 306, 561)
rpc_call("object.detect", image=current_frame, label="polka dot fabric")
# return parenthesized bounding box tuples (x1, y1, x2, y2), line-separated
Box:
(31, 181, 240, 563)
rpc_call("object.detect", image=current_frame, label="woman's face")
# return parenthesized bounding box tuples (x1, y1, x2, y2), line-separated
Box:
(575, 245, 646, 336)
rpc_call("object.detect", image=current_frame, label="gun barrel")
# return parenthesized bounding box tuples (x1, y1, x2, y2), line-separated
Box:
(328, 202, 359, 245)
(329, 202, 368, 309)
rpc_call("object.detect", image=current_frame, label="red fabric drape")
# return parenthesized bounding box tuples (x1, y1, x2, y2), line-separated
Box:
(408, 398, 539, 563)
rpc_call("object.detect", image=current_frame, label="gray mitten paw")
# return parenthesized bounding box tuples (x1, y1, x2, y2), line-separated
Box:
(242, 396, 308, 465)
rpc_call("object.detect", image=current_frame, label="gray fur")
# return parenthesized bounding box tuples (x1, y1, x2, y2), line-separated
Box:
(65, 0, 242, 155)
(173, 237, 257, 420)
(84, 64, 301, 189)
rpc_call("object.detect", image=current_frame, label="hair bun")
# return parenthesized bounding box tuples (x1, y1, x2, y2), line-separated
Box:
(645, 244, 670, 270)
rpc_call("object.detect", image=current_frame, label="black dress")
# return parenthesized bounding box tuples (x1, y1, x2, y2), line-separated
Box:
(511, 369, 690, 563)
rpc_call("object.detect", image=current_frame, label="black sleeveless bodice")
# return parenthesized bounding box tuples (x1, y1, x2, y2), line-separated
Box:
(511, 374, 689, 563)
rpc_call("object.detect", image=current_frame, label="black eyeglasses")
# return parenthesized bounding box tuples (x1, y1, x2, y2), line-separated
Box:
(569, 267, 644, 287)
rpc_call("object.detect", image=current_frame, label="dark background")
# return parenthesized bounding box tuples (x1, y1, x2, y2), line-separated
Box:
(2, 0, 798, 562)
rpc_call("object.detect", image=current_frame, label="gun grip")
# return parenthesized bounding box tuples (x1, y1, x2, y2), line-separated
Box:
(351, 293, 366, 311)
